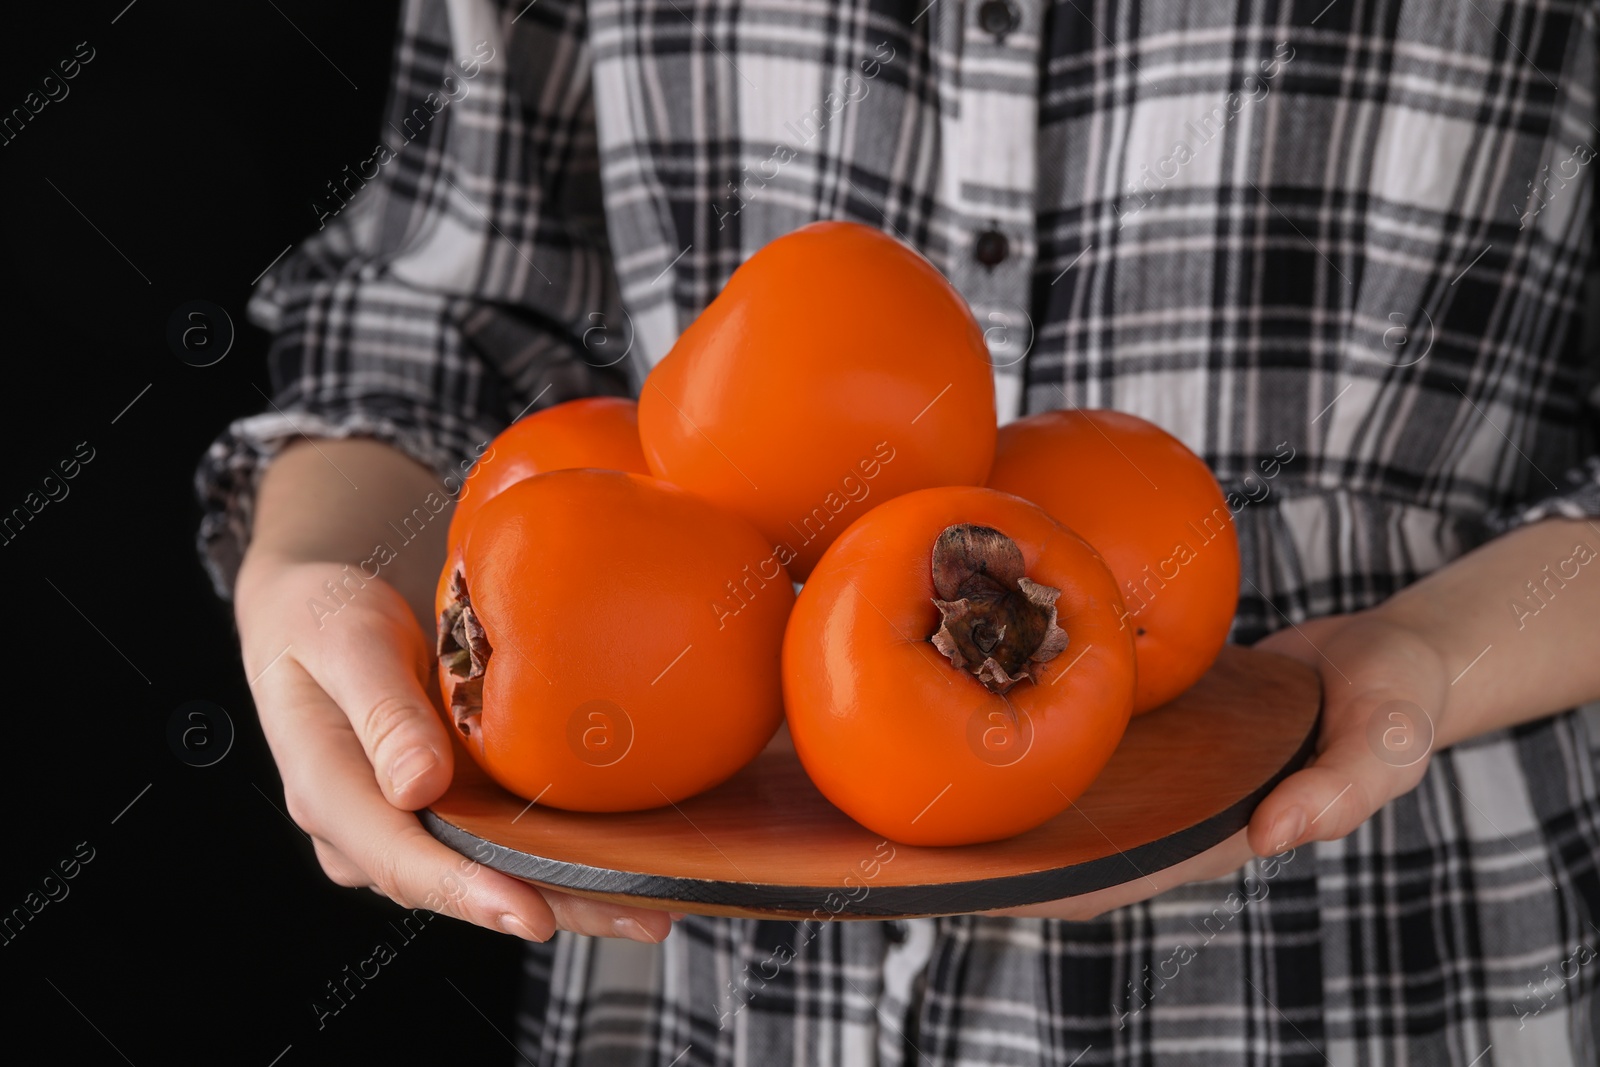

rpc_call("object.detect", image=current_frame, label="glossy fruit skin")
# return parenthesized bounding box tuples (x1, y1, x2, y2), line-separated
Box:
(637, 220, 998, 581)
(441, 469, 794, 811)
(447, 397, 649, 552)
(986, 410, 1240, 714)
(783, 486, 1136, 846)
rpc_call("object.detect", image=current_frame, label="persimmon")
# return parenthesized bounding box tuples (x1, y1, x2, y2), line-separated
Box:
(637, 220, 997, 580)
(986, 410, 1239, 714)
(783, 486, 1136, 846)
(437, 469, 793, 811)
(447, 397, 649, 552)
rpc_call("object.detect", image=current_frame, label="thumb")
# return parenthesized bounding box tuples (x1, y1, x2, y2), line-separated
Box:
(1247, 737, 1386, 856)
(309, 602, 457, 810)
(1247, 686, 1436, 857)
(1249, 622, 1440, 856)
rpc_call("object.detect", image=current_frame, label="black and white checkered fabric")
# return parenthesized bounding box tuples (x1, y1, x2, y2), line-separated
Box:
(196, 0, 1600, 1062)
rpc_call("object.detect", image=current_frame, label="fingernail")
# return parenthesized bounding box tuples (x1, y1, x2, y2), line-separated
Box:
(389, 746, 435, 794)
(613, 917, 660, 943)
(669, 912, 687, 922)
(499, 913, 544, 941)
(1267, 807, 1306, 853)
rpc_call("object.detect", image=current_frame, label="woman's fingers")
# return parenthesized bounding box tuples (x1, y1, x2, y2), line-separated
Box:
(1246, 739, 1388, 855)
(540, 889, 673, 943)
(297, 583, 457, 811)
(312, 837, 370, 888)
(305, 750, 675, 939)
(256, 647, 675, 942)
(1250, 614, 1445, 855)
(241, 564, 679, 942)
(258, 656, 560, 938)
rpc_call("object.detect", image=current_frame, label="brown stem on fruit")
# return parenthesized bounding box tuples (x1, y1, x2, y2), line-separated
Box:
(929, 524, 1069, 694)
(437, 565, 492, 736)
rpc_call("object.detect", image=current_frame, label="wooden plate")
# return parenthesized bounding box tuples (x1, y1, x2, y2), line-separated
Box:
(422, 645, 1320, 919)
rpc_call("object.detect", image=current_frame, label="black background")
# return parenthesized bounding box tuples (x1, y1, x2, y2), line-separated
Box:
(2, 3, 525, 1063)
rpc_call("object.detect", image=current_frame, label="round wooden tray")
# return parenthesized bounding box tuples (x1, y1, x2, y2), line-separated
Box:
(422, 645, 1321, 919)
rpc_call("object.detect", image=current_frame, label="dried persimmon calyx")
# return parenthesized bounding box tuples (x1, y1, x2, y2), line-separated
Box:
(437, 565, 492, 735)
(929, 524, 1068, 694)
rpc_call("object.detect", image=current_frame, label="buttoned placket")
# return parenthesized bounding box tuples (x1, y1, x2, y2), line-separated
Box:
(932, 0, 1043, 426)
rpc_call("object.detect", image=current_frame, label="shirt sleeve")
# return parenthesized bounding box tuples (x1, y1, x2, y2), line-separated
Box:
(1491, 454, 1600, 529)
(1487, 281, 1600, 535)
(195, 0, 631, 598)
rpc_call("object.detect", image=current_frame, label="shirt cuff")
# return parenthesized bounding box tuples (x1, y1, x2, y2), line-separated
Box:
(1488, 455, 1600, 534)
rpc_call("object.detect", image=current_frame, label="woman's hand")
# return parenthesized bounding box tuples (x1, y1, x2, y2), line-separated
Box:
(235, 553, 677, 943)
(1245, 610, 1446, 850)
(234, 438, 677, 944)
(985, 607, 1449, 921)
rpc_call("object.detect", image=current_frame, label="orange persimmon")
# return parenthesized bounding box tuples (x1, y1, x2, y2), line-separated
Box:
(986, 410, 1239, 714)
(447, 397, 649, 552)
(637, 220, 997, 580)
(437, 469, 793, 811)
(783, 486, 1136, 846)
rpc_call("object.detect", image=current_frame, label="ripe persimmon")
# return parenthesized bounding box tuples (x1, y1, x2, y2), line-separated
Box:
(637, 220, 997, 580)
(986, 410, 1239, 714)
(437, 469, 793, 811)
(447, 397, 649, 552)
(783, 486, 1136, 846)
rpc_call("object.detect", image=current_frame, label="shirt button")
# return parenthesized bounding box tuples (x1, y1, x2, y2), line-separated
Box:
(884, 920, 908, 944)
(978, 0, 1021, 40)
(974, 228, 1010, 268)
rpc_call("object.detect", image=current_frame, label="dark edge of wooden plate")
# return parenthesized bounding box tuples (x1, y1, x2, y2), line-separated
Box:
(421, 703, 1321, 920)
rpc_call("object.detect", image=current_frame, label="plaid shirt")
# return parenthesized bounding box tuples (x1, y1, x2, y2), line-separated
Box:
(197, 0, 1600, 1062)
